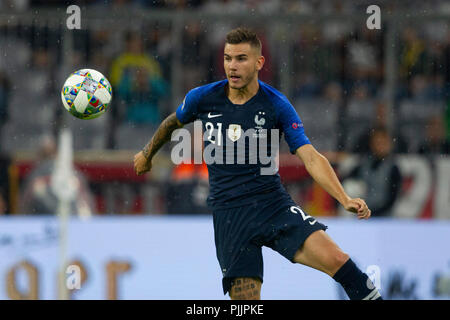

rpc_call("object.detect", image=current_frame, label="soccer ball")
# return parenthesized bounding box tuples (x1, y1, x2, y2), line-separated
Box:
(61, 69, 112, 120)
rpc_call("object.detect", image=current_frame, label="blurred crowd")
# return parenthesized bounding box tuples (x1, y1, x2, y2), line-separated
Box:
(0, 22, 449, 153)
(0, 1, 449, 216)
(1, 0, 450, 14)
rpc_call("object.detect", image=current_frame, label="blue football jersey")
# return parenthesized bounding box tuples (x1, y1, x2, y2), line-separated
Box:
(176, 79, 311, 209)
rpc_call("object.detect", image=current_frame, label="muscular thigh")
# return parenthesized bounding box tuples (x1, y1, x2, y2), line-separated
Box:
(229, 277, 262, 300)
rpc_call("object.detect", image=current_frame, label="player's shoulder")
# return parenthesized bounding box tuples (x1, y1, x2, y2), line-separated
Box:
(259, 80, 295, 116)
(259, 80, 292, 107)
(186, 79, 228, 101)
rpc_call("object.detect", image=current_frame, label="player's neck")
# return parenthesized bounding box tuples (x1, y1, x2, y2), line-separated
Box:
(227, 78, 259, 105)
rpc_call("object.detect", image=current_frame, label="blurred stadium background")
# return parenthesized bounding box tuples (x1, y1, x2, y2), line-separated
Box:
(0, 0, 450, 300)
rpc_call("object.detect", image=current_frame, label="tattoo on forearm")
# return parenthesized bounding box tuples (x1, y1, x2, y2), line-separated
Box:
(142, 112, 183, 160)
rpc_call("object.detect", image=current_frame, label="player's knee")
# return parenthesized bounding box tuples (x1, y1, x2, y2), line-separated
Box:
(330, 251, 350, 275)
(229, 277, 261, 300)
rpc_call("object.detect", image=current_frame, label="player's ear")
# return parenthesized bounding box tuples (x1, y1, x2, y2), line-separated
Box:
(256, 55, 265, 71)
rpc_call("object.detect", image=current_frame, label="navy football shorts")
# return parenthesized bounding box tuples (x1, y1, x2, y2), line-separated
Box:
(212, 190, 328, 295)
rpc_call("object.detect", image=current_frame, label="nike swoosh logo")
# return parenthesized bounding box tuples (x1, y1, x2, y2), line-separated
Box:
(208, 112, 222, 118)
(309, 220, 317, 225)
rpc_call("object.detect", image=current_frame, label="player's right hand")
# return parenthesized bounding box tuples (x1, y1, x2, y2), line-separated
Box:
(134, 151, 152, 175)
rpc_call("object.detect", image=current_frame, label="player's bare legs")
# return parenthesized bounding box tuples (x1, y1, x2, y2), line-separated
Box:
(293, 230, 382, 300)
(229, 277, 262, 300)
(292, 230, 349, 276)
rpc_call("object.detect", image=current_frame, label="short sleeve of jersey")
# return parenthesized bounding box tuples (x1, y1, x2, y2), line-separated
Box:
(176, 88, 200, 124)
(276, 99, 311, 154)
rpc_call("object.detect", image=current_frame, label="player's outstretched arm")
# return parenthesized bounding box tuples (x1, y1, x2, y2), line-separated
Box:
(295, 144, 371, 219)
(134, 112, 184, 175)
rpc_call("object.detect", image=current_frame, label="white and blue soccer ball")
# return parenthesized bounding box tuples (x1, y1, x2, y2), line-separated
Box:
(61, 69, 112, 120)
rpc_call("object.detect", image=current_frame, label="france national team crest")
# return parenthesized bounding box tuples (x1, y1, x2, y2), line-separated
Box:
(228, 124, 241, 142)
(254, 111, 266, 127)
(254, 111, 267, 138)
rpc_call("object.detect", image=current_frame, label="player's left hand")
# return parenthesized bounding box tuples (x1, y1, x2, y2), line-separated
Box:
(343, 198, 371, 220)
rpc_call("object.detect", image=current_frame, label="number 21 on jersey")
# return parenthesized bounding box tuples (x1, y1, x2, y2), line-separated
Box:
(205, 122, 223, 146)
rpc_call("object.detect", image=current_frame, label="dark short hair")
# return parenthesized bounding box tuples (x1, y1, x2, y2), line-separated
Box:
(225, 27, 261, 52)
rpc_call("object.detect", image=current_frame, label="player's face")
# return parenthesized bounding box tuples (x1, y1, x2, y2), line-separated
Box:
(224, 43, 264, 90)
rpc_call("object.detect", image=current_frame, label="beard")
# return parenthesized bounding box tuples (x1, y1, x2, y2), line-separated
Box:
(227, 70, 257, 90)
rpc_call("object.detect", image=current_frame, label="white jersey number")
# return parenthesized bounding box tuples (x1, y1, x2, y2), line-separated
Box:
(290, 206, 317, 225)
(205, 121, 223, 146)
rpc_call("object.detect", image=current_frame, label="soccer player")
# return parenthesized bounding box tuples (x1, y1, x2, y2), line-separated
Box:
(134, 27, 382, 300)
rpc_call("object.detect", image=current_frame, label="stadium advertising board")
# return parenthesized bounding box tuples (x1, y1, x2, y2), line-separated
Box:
(0, 217, 449, 300)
